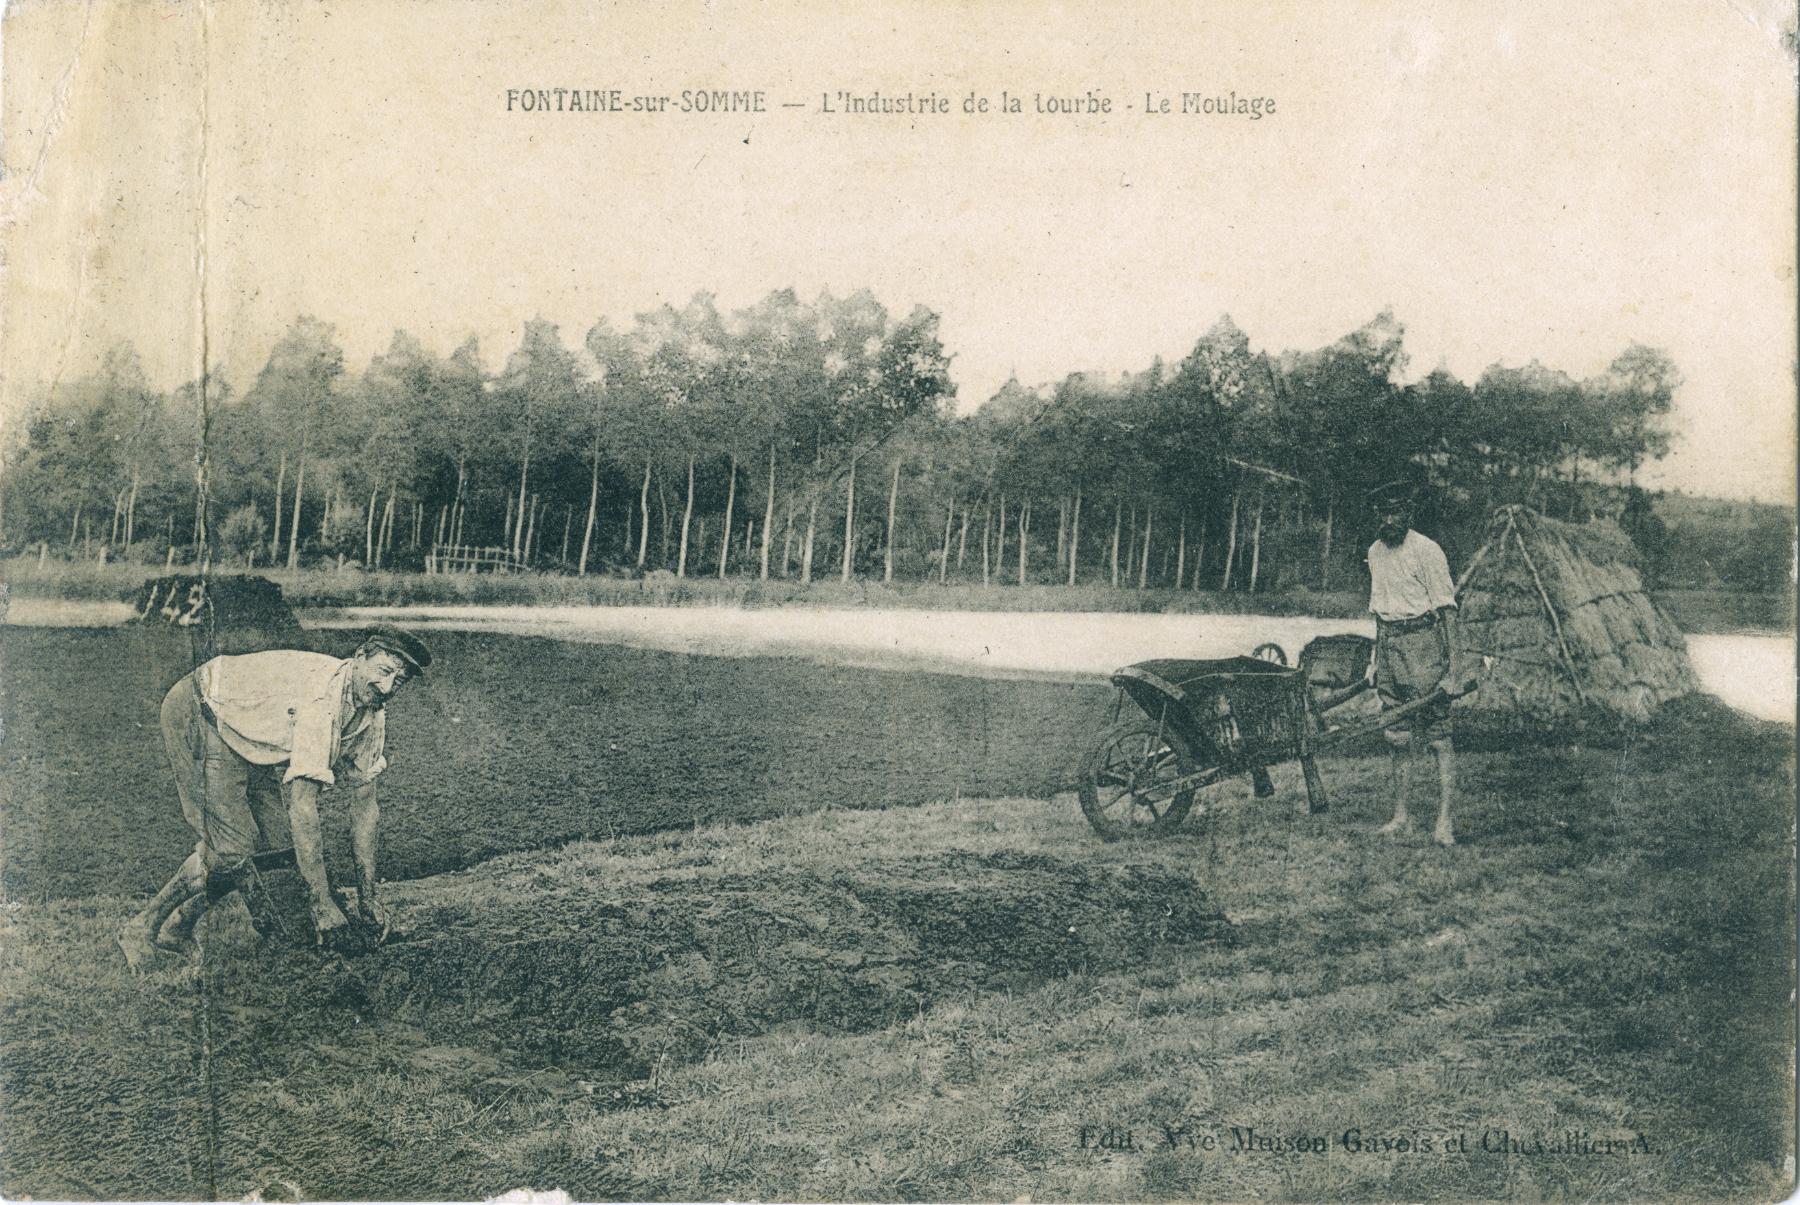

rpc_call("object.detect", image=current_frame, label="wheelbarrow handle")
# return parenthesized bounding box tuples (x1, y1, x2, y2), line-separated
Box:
(1311, 679, 1373, 715)
(1316, 674, 1482, 748)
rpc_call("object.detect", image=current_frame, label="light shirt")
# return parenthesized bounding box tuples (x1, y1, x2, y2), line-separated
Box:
(1366, 529, 1457, 622)
(195, 651, 387, 788)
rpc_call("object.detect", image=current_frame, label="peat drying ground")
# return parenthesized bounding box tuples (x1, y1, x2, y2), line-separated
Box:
(0, 624, 1792, 1199)
(0, 701, 1792, 1201)
(0, 625, 1108, 899)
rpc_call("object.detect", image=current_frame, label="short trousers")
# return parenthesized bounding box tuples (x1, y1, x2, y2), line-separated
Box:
(1375, 623, 1453, 741)
(159, 673, 290, 864)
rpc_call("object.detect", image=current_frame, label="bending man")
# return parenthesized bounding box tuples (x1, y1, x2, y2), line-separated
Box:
(1363, 481, 1460, 847)
(118, 626, 432, 969)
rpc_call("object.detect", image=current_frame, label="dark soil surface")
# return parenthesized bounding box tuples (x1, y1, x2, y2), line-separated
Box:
(356, 849, 1231, 1073)
(0, 626, 1113, 899)
(0, 846, 1227, 1200)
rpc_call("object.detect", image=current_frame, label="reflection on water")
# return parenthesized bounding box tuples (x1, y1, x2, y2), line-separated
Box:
(6, 597, 1792, 724)
(2, 598, 137, 627)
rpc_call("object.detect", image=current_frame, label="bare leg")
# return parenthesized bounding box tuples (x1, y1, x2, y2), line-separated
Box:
(1430, 737, 1456, 846)
(119, 850, 206, 970)
(1376, 732, 1412, 834)
(157, 893, 209, 950)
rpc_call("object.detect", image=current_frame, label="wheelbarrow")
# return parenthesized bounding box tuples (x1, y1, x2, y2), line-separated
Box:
(1077, 633, 1480, 840)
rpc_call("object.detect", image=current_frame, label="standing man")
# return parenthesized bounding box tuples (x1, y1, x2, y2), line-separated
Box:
(117, 626, 432, 970)
(1363, 481, 1461, 846)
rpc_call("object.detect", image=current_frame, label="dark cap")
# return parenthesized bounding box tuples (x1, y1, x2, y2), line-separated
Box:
(1365, 479, 1417, 509)
(361, 625, 432, 675)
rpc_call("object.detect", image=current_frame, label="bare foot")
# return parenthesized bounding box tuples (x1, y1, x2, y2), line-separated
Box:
(1433, 821, 1456, 847)
(156, 897, 205, 953)
(117, 923, 158, 973)
(1376, 813, 1409, 836)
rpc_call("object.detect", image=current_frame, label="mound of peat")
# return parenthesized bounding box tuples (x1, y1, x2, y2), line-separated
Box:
(258, 850, 1229, 1076)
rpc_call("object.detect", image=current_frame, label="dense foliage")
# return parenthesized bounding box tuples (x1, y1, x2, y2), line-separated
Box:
(1, 293, 1738, 589)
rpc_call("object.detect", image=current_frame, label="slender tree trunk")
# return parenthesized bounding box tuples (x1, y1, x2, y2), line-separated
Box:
(68, 500, 82, 550)
(365, 488, 379, 564)
(981, 502, 992, 586)
(1125, 504, 1136, 571)
(636, 459, 651, 569)
(1320, 497, 1334, 590)
(719, 453, 738, 579)
(1017, 501, 1031, 586)
(1220, 488, 1241, 591)
(391, 496, 403, 556)
(1138, 505, 1153, 589)
(1056, 498, 1068, 571)
(956, 506, 969, 570)
(995, 493, 1007, 578)
(435, 505, 448, 547)
(272, 452, 287, 561)
(1109, 499, 1122, 587)
(512, 419, 533, 562)
(1248, 491, 1265, 593)
(451, 460, 467, 547)
(760, 443, 776, 580)
(1194, 521, 1208, 591)
(783, 508, 795, 577)
(938, 502, 954, 584)
(579, 452, 600, 575)
(1175, 511, 1187, 590)
(841, 458, 858, 583)
(109, 490, 122, 547)
(126, 474, 139, 547)
(503, 491, 515, 548)
(801, 496, 818, 583)
(676, 455, 694, 577)
(883, 459, 901, 584)
(560, 504, 572, 564)
(379, 488, 398, 569)
(657, 479, 672, 567)
(1068, 489, 1082, 586)
(286, 432, 308, 571)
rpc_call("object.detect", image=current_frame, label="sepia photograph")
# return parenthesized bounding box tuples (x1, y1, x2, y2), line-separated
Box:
(0, 1, 1795, 1200)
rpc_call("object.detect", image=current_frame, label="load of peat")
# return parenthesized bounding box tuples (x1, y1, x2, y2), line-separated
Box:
(123, 573, 303, 660)
(123, 573, 302, 632)
(1455, 506, 1700, 730)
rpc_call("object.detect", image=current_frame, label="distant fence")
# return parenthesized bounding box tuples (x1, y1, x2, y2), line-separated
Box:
(426, 544, 528, 574)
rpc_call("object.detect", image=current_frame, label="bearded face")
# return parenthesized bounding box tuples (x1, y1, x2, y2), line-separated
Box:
(1376, 506, 1410, 547)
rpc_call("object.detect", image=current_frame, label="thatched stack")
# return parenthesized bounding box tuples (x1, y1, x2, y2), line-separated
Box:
(1454, 505, 1699, 728)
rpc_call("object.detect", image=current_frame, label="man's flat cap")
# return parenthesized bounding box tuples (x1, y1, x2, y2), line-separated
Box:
(1365, 479, 1418, 508)
(363, 626, 432, 675)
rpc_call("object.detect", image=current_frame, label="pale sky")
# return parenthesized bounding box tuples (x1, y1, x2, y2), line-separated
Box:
(3, 0, 1795, 501)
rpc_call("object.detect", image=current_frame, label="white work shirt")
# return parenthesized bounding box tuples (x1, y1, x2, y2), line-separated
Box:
(195, 651, 388, 788)
(1366, 530, 1457, 622)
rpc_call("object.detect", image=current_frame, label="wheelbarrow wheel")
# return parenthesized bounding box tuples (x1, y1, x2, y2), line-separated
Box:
(1078, 718, 1203, 841)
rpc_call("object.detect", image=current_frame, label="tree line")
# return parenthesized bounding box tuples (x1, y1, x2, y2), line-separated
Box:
(1, 290, 1686, 591)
